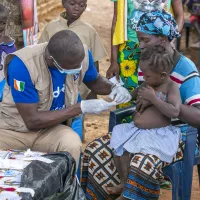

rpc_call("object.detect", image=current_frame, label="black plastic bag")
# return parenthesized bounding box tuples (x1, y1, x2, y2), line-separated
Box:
(19, 152, 86, 200)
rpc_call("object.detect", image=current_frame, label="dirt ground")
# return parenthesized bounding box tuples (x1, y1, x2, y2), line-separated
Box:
(39, 1, 200, 199)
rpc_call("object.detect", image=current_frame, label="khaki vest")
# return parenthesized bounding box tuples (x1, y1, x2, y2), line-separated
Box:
(0, 43, 88, 132)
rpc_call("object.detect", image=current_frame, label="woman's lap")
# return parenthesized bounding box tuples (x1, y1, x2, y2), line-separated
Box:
(125, 153, 165, 199)
(81, 133, 120, 200)
(110, 122, 181, 163)
(81, 132, 185, 200)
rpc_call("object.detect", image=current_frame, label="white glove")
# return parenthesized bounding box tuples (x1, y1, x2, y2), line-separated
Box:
(109, 84, 132, 104)
(80, 99, 117, 114)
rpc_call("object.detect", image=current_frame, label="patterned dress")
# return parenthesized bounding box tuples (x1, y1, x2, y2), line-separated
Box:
(116, 0, 172, 122)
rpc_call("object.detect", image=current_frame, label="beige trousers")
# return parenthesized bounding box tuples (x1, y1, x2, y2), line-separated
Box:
(0, 125, 82, 169)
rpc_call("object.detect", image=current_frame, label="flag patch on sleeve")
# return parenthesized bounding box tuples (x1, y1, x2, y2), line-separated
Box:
(14, 79, 25, 92)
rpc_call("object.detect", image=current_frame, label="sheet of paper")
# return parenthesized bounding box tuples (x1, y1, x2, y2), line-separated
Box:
(0, 159, 30, 170)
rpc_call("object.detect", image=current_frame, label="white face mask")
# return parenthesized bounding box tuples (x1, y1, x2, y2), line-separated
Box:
(57, 65, 82, 75)
(50, 56, 82, 75)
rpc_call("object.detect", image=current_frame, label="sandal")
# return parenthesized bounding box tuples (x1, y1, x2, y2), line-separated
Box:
(160, 181, 172, 190)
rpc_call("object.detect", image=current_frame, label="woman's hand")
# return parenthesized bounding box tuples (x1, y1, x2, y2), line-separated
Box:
(106, 61, 120, 80)
(138, 86, 156, 102)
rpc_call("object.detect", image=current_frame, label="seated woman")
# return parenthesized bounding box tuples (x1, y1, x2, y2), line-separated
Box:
(109, 45, 182, 199)
(81, 10, 200, 200)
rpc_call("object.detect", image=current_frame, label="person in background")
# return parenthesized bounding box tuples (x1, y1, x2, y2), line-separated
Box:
(39, 0, 107, 100)
(106, 0, 184, 117)
(186, 0, 200, 42)
(1, 0, 23, 49)
(0, 4, 16, 101)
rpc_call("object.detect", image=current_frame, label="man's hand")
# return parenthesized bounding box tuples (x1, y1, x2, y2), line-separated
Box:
(138, 86, 156, 102)
(106, 61, 120, 80)
(109, 85, 132, 104)
(135, 99, 151, 114)
(80, 99, 117, 114)
(15, 103, 82, 131)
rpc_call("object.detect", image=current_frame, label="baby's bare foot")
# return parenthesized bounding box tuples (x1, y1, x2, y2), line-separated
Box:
(106, 184, 123, 194)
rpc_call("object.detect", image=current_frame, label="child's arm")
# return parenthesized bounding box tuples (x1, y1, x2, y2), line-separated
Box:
(131, 88, 139, 101)
(138, 82, 181, 118)
(1, 36, 15, 44)
(132, 82, 152, 113)
(136, 88, 171, 113)
(131, 82, 147, 100)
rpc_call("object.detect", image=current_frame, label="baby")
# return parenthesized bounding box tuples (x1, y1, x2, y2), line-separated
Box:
(108, 45, 181, 199)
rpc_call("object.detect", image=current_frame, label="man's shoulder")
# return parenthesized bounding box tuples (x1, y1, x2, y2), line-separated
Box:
(8, 56, 25, 69)
(8, 56, 27, 77)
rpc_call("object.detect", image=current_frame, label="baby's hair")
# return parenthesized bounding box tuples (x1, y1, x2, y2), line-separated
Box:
(140, 45, 174, 73)
(0, 4, 9, 16)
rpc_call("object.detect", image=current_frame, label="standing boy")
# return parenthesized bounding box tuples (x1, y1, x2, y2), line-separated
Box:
(39, 0, 107, 99)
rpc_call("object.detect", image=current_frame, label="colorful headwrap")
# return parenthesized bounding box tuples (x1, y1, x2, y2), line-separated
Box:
(136, 9, 181, 41)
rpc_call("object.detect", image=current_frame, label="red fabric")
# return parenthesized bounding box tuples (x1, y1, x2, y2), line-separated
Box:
(190, 15, 200, 23)
(0, 187, 16, 192)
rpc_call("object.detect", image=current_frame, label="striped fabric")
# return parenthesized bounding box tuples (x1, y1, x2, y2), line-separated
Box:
(170, 55, 200, 105)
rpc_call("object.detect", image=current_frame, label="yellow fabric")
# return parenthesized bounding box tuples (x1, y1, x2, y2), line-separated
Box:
(113, 0, 125, 45)
(164, 0, 173, 14)
(169, 6, 174, 15)
(113, 0, 173, 46)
